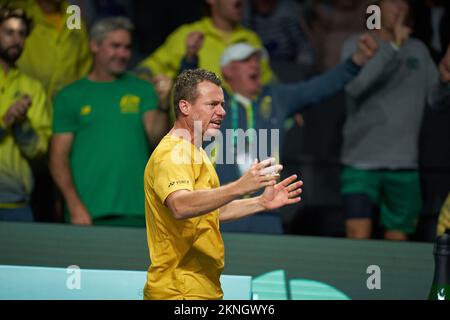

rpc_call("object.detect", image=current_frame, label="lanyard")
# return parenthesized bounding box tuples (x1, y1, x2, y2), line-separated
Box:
(231, 96, 255, 146)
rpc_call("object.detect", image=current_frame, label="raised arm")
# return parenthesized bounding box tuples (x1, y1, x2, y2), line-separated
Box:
(277, 34, 378, 116)
(143, 109, 169, 146)
(343, 11, 411, 101)
(137, 24, 190, 79)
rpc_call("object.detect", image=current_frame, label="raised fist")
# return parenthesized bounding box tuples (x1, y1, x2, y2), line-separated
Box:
(352, 33, 378, 66)
(152, 74, 173, 109)
(186, 31, 204, 62)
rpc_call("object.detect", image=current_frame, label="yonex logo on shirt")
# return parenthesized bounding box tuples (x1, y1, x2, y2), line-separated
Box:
(168, 180, 190, 188)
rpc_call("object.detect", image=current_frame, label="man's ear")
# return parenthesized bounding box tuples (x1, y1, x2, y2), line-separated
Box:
(178, 100, 190, 116)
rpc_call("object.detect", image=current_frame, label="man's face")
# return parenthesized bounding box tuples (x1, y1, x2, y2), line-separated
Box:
(380, 0, 410, 31)
(210, 0, 245, 25)
(91, 29, 132, 76)
(223, 53, 261, 98)
(188, 81, 226, 139)
(0, 18, 27, 65)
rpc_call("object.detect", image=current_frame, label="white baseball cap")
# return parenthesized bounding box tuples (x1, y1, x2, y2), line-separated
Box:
(220, 43, 264, 68)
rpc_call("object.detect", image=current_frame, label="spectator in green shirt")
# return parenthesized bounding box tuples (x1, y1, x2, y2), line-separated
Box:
(50, 17, 169, 227)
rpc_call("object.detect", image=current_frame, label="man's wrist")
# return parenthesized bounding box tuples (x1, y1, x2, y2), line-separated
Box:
(66, 196, 84, 211)
(351, 52, 366, 67)
(185, 52, 198, 63)
(227, 180, 245, 198)
(256, 195, 267, 211)
(1, 114, 13, 128)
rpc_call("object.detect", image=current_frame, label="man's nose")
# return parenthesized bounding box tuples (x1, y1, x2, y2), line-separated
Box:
(117, 47, 131, 59)
(11, 32, 25, 45)
(217, 105, 226, 117)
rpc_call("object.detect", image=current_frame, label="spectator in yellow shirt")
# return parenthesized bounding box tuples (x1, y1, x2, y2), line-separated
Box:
(0, 6, 51, 222)
(136, 0, 275, 86)
(3, 0, 92, 99)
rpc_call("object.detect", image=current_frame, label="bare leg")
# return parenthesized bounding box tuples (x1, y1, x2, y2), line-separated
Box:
(346, 218, 372, 239)
(384, 230, 408, 241)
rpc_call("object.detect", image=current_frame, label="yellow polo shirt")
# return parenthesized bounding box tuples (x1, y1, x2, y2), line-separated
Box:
(138, 17, 274, 85)
(0, 67, 51, 207)
(7, 0, 92, 99)
(143, 135, 224, 300)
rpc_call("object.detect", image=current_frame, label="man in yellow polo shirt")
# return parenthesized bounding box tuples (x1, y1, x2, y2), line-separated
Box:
(136, 0, 274, 86)
(3, 0, 92, 99)
(144, 69, 303, 300)
(0, 6, 51, 221)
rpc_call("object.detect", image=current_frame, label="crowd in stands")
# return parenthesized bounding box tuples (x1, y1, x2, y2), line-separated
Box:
(1, 0, 449, 242)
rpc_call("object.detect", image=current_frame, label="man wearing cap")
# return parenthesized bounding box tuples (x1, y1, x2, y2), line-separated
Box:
(180, 36, 378, 233)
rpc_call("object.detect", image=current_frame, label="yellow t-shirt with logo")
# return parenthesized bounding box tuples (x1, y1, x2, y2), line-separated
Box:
(138, 17, 275, 85)
(5, 0, 92, 99)
(0, 67, 51, 207)
(144, 135, 225, 300)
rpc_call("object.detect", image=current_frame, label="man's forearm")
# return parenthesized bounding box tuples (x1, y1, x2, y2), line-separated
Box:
(50, 157, 83, 209)
(345, 41, 400, 100)
(219, 196, 265, 223)
(12, 119, 40, 158)
(282, 57, 361, 115)
(169, 181, 244, 220)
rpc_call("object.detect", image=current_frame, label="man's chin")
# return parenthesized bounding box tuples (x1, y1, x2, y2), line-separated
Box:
(109, 66, 127, 76)
(0, 53, 21, 65)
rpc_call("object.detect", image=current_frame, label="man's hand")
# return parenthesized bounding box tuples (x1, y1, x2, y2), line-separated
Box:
(3, 95, 32, 127)
(260, 174, 303, 211)
(186, 31, 204, 62)
(393, 10, 411, 48)
(236, 158, 283, 196)
(439, 45, 450, 84)
(69, 202, 92, 226)
(152, 74, 173, 109)
(352, 33, 378, 66)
